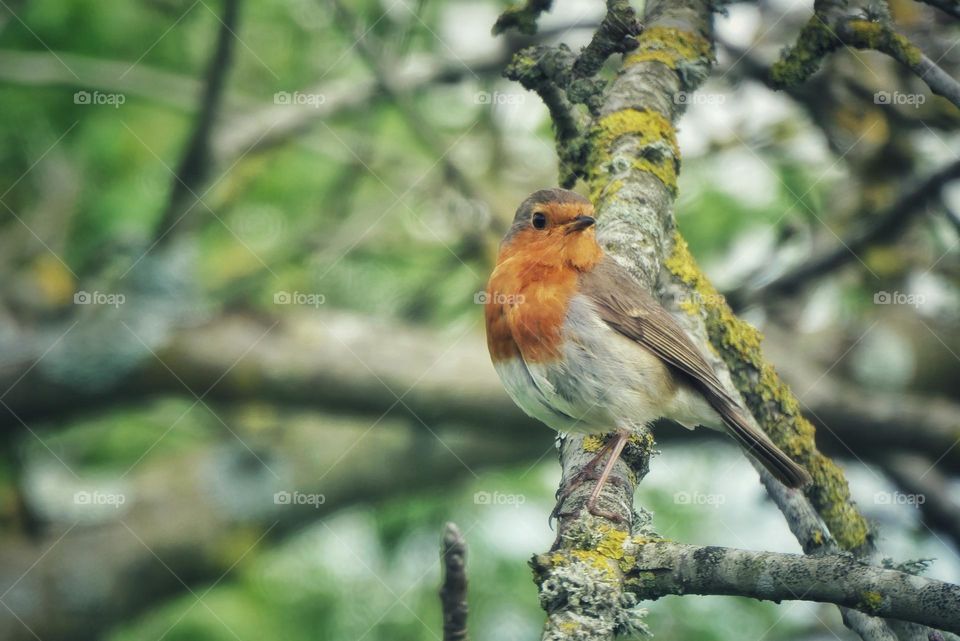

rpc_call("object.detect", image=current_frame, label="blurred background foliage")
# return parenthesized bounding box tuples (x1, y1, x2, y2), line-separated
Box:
(0, 0, 958, 640)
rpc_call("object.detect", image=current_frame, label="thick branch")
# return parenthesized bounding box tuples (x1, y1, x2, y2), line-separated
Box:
(527, 1, 717, 638)
(4, 311, 958, 474)
(622, 542, 960, 634)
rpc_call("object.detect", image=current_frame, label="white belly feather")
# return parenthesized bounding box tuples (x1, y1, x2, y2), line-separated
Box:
(493, 294, 722, 435)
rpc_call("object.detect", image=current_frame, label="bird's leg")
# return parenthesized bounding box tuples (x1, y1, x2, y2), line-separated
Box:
(585, 430, 631, 522)
(551, 430, 631, 523)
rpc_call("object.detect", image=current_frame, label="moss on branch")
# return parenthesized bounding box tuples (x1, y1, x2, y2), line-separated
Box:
(588, 108, 680, 198)
(664, 233, 871, 552)
(771, 13, 925, 91)
(623, 26, 713, 87)
(769, 13, 838, 88)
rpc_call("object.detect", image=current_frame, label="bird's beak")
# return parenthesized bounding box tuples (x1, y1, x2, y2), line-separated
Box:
(565, 215, 596, 234)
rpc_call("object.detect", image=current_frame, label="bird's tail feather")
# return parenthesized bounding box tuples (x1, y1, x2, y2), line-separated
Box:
(716, 402, 812, 489)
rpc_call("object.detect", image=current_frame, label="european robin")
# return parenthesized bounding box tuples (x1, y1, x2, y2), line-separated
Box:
(484, 188, 811, 519)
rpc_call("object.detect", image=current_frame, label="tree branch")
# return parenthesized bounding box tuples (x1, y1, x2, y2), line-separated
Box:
(598, 541, 960, 634)
(492, 0, 554, 36)
(439, 523, 469, 641)
(4, 311, 958, 474)
(154, 0, 240, 244)
(771, 7, 960, 110)
(730, 156, 960, 306)
(882, 453, 960, 552)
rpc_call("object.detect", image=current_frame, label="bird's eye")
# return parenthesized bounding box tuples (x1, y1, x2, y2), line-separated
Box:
(532, 212, 547, 229)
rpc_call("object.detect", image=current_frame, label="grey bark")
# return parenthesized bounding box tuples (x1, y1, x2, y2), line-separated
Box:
(628, 542, 960, 635)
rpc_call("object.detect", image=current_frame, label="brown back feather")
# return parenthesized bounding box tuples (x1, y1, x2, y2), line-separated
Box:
(581, 257, 811, 488)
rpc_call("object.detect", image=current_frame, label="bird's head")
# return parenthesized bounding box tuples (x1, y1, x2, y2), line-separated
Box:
(498, 188, 602, 271)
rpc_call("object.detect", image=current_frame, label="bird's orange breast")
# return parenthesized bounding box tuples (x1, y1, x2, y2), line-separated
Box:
(484, 231, 603, 364)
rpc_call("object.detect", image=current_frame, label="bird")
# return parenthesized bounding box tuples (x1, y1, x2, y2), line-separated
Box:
(483, 188, 811, 520)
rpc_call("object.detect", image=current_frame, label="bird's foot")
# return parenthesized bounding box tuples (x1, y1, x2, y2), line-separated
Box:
(550, 473, 631, 524)
(549, 450, 609, 524)
(585, 490, 629, 524)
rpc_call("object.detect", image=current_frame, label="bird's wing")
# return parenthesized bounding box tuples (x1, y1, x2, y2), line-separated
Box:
(580, 256, 736, 406)
(581, 256, 812, 489)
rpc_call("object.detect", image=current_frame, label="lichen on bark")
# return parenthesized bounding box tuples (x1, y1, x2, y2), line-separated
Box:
(663, 234, 871, 551)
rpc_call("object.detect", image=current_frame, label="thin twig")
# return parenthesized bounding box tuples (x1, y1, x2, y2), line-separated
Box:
(439, 523, 469, 641)
(731, 157, 960, 305)
(918, 0, 960, 20)
(155, 0, 240, 245)
(882, 454, 960, 552)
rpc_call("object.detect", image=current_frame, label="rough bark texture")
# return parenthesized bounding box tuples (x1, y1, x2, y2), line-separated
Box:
(622, 542, 960, 634)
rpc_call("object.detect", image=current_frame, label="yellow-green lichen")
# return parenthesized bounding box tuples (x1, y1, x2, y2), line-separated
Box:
(770, 14, 836, 88)
(583, 434, 606, 452)
(557, 620, 580, 633)
(623, 26, 712, 71)
(665, 231, 871, 551)
(588, 108, 680, 196)
(591, 177, 624, 212)
(847, 19, 886, 48)
(772, 15, 924, 88)
(859, 590, 884, 613)
(846, 19, 923, 66)
(560, 549, 620, 581)
(594, 524, 629, 560)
